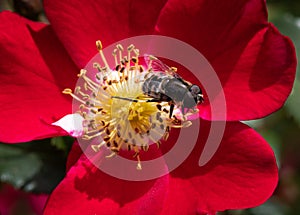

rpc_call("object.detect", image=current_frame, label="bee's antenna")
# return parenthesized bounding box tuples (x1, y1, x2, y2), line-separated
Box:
(111, 96, 138, 102)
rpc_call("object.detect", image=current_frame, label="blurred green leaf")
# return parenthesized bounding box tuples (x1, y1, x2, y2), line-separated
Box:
(0, 138, 71, 194)
(260, 129, 282, 167)
(268, 0, 300, 17)
(268, 5, 300, 71)
(0, 144, 42, 188)
(51, 136, 74, 152)
(249, 199, 288, 215)
(286, 79, 300, 127)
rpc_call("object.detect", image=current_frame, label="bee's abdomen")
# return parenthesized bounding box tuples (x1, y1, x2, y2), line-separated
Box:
(142, 73, 172, 101)
(164, 79, 190, 102)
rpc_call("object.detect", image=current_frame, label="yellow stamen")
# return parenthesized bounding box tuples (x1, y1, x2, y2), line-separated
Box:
(63, 41, 194, 170)
(96, 40, 109, 71)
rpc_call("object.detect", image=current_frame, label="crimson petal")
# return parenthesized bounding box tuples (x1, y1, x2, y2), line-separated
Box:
(66, 140, 82, 172)
(155, 0, 296, 120)
(44, 0, 167, 68)
(44, 121, 277, 213)
(0, 11, 78, 143)
(44, 152, 169, 214)
(159, 121, 278, 213)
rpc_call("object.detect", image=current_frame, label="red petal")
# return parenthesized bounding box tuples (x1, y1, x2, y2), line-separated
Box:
(156, 0, 268, 60)
(156, 0, 296, 120)
(66, 141, 82, 172)
(45, 120, 277, 213)
(44, 152, 169, 214)
(200, 25, 296, 120)
(159, 121, 278, 213)
(0, 11, 78, 143)
(44, 0, 167, 68)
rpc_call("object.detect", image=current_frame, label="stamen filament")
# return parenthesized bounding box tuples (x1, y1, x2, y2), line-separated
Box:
(127, 44, 134, 63)
(112, 49, 118, 67)
(63, 89, 86, 104)
(106, 152, 116, 158)
(91, 141, 106, 152)
(116, 44, 124, 63)
(96, 40, 110, 71)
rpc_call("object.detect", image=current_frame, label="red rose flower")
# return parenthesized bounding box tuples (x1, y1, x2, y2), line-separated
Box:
(0, 0, 296, 214)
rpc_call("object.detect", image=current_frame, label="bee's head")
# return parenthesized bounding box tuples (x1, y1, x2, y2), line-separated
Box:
(182, 85, 204, 109)
(190, 85, 204, 104)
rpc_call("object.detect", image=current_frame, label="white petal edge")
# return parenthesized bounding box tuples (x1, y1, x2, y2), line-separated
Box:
(52, 113, 84, 137)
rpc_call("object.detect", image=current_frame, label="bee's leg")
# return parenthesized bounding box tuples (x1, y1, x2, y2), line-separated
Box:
(169, 103, 174, 118)
(181, 106, 187, 121)
(146, 98, 161, 102)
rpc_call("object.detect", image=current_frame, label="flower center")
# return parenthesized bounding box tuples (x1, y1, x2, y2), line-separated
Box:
(127, 101, 155, 131)
(63, 40, 195, 170)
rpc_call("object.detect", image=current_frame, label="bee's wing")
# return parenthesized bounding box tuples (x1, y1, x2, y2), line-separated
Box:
(144, 54, 174, 74)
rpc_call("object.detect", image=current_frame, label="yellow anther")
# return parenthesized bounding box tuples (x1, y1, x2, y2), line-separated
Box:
(93, 63, 102, 72)
(141, 144, 149, 152)
(79, 104, 85, 109)
(96, 41, 109, 70)
(182, 121, 192, 127)
(171, 67, 177, 72)
(82, 135, 92, 140)
(106, 152, 116, 158)
(75, 86, 81, 94)
(96, 40, 103, 51)
(116, 44, 124, 51)
(134, 152, 142, 170)
(62, 88, 72, 94)
(91, 141, 106, 152)
(78, 69, 87, 77)
(127, 44, 135, 52)
(137, 107, 144, 112)
(91, 144, 100, 152)
(149, 55, 157, 60)
(134, 49, 139, 57)
(83, 82, 88, 91)
(136, 161, 142, 170)
(112, 49, 118, 56)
